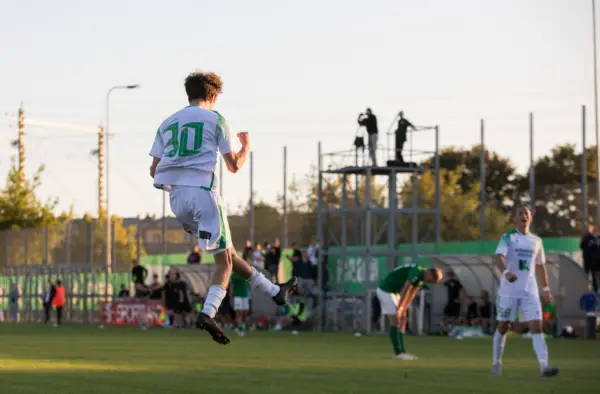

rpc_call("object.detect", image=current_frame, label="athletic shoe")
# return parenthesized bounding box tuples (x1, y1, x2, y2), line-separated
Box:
(197, 313, 230, 345)
(272, 277, 297, 306)
(491, 363, 502, 376)
(395, 353, 417, 360)
(540, 366, 559, 377)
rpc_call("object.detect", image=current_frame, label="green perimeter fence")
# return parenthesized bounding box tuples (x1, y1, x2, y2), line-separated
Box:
(0, 238, 582, 315)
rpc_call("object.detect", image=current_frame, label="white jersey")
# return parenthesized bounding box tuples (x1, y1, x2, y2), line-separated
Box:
(495, 229, 545, 298)
(149, 106, 234, 191)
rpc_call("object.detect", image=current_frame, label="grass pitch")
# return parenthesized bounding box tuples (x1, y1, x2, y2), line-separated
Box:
(0, 324, 598, 394)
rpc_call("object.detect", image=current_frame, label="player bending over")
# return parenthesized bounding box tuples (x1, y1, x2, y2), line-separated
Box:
(377, 264, 442, 360)
(492, 205, 558, 377)
(149, 71, 296, 345)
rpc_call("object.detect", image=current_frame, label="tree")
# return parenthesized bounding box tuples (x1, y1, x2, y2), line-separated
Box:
(399, 169, 511, 241)
(423, 146, 520, 211)
(517, 144, 598, 236)
(0, 159, 61, 230)
(0, 160, 68, 267)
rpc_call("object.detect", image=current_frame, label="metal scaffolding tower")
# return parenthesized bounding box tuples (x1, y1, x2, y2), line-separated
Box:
(315, 126, 441, 332)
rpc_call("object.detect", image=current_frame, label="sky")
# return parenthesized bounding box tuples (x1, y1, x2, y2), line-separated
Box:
(0, 0, 597, 218)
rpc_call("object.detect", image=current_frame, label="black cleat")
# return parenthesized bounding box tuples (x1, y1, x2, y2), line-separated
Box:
(272, 277, 297, 306)
(540, 367, 559, 378)
(197, 313, 230, 345)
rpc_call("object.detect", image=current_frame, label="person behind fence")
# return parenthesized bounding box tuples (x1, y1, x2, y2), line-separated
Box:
(242, 240, 252, 262)
(252, 242, 264, 269)
(118, 284, 130, 298)
(394, 111, 416, 163)
(580, 224, 599, 293)
(9, 284, 19, 323)
(274, 297, 307, 333)
(132, 259, 149, 298)
(477, 290, 493, 334)
(443, 270, 466, 332)
(52, 280, 65, 327)
(42, 279, 56, 324)
(173, 273, 193, 327)
(357, 108, 379, 166)
(149, 274, 162, 300)
(265, 243, 279, 283)
(162, 274, 177, 327)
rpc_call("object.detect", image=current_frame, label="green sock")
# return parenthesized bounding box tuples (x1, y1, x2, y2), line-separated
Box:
(397, 330, 406, 353)
(389, 326, 402, 355)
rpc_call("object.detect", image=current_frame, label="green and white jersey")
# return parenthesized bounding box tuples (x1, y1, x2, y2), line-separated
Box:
(150, 106, 234, 191)
(495, 229, 545, 298)
(378, 264, 425, 293)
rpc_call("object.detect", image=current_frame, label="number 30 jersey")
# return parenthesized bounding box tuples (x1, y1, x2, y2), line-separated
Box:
(149, 106, 235, 191)
(495, 229, 545, 298)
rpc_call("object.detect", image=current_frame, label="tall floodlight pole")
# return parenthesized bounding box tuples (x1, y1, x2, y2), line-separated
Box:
(480, 119, 486, 241)
(529, 113, 535, 231)
(593, 0, 600, 226)
(105, 84, 140, 272)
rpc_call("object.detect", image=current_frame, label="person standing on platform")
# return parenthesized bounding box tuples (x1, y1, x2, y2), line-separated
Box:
(394, 111, 416, 163)
(357, 108, 379, 166)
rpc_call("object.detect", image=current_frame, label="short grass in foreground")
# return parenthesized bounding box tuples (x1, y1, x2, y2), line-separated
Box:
(0, 325, 598, 394)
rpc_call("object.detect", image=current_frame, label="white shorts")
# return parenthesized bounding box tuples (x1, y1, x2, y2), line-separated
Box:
(496, 293, 542, 322)
(169, 185, 233, 253)
(234, 297, 250, 311)
(376, 288, 400, 315)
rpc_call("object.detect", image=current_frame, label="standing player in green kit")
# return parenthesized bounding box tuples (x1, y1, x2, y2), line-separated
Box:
(377, 264, 443, 360)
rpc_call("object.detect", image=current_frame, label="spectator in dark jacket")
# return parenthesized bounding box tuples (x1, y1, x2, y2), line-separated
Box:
(42, 279, 56, 324)
(580, 225, 599, 293)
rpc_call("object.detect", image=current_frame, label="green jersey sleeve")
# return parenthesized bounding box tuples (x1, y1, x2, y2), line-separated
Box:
(407, 267, 424, 287)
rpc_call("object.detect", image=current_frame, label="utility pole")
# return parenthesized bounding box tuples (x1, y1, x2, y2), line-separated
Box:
(97, 127, 105, 215)
(18, 106, 25, 179)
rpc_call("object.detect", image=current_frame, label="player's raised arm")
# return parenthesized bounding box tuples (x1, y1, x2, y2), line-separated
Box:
(217, 114, 249, 174)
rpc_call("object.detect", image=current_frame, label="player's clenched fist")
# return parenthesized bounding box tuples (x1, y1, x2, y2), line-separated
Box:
(237, 132, 250, 149)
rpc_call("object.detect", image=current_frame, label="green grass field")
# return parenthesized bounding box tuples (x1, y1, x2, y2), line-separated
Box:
(0, 325, 598, 394)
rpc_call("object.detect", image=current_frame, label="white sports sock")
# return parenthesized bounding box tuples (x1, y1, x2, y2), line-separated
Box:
(201, 285, 227, 318)
(493, 330, 507, 364)
(247, 268, 280, 297)
(532, 333, 549, 370)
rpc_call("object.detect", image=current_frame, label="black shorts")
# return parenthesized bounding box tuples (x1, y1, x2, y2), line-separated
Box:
(444, 301, 461, 318)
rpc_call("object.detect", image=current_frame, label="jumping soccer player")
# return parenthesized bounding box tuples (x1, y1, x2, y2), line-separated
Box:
(376, 264, 442, 360)
(149, 71, 296, 345)
(492, 205, 559, 377)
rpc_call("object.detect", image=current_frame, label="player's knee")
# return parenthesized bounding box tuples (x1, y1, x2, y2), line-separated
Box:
(496, 321, 509, 335)
(528, 320, 543, 334)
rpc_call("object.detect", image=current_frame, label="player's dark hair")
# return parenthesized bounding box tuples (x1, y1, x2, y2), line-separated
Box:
(427, 268, 442, 282)
(184, 71, 223, 102)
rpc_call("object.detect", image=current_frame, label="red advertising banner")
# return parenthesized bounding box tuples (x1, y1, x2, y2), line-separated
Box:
(101, 299, 164, 326)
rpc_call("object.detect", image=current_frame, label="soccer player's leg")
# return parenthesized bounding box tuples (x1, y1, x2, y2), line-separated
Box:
(522, 294, 559, 377)
(492, 296, 517, 375)
(230, 248, 296, 306)
(376, 289, 411, 360)
(193, 190, 233, 345)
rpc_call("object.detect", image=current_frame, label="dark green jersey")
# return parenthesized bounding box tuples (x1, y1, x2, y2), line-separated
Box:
(230, 273, 249, 298)
(378, 264, 425, 293)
